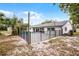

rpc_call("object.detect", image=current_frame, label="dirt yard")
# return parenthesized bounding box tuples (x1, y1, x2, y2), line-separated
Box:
(0, 36, 79, 56)
(32, 36, 79, 56)
(0, 36, 30, 56)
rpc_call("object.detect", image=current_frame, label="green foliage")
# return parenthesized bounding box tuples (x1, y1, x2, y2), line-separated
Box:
(0, 12, 23, 35)
(77, 25, 79, 28)
(21, 23, 28, 31)
(59, 3, 79, 24)
(0, 12, 5, 24)
(10, 16, 22, 35)
(74, 32, 79, 36)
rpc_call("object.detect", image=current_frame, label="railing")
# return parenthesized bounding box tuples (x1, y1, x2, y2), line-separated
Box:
(20, 30, 62, 44)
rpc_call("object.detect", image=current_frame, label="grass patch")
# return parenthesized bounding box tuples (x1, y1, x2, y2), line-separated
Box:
(74, 32, 79, 36)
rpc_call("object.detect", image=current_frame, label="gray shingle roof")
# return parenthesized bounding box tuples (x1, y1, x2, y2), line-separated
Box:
(31, 21, 67, 28)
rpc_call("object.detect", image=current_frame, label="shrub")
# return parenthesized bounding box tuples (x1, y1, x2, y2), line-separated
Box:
(69, 30, 73, 36)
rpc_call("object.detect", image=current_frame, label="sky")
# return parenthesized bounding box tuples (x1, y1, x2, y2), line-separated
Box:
(0, 3, 69, 25)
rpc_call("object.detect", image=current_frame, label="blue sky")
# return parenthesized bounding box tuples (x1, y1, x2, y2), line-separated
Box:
(0, 3, 69, 25)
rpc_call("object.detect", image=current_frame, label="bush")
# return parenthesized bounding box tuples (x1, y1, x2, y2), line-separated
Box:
(12, 27, 20, 35)
(69, 30, 73, 36)
(77, 25, 79, 28)
(0, 26, 7, 31)
(12, 29, 18, 35)
(74, 32, 79, 36)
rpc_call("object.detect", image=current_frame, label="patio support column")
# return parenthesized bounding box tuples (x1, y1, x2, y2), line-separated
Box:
(54, 21, 56, 37)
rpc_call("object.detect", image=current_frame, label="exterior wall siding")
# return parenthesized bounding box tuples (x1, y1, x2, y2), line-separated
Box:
(62, 22, 73, 34)
(44, 27, 47, 31)
(30, 27, 61, 32)
(55, 27, 61, 30)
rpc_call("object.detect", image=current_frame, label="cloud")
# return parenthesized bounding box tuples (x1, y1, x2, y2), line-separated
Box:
(0, 10, 46, 25)
(0, 10, 13, 18)
(0, 10, 68, 25)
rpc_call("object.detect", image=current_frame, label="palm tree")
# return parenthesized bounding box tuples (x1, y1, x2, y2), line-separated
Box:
(10, 15, 18, 35)
(0, 12, 5, 24)
(11, 15, 22, 35)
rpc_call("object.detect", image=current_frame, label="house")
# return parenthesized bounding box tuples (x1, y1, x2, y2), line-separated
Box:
(30, 21, 73, 35)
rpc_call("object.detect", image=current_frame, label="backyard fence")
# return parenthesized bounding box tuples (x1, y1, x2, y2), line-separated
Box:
(20, 30, 62, 44)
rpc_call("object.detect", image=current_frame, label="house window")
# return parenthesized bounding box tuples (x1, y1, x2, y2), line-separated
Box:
(65, 27, 67, 31)
(33, 28, 35, 32)
(51, 28, 55, 31)
(47, 28, 50, 31)
(47, 28, 55, 31)
(36, 28, 39, 32)
(39, 28, 44, 32)
(40, 28, 44, 31)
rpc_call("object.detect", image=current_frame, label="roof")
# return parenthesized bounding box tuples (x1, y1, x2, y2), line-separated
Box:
(31, 21, 68, 28)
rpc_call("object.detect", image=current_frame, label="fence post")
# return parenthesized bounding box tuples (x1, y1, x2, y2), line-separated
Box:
(55, 30, 56, 37)
(27, 12, 31, 45)
(26, 32, 31, 45)
(40, 32, 42, 41)
(49, 30, 51, 39)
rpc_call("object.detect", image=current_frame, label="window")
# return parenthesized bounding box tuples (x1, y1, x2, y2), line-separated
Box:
(41, 28, 44, 30)
(65, 27, 67, 31)
(39, 28, 44, 33)
(33, 28, 35, 32)
(47, 28, 50, 31)
(40, 28, 44, 31)
(47, 28, 55, 31)
(36, 28, 39, 32)
(51, 28, 55, 31)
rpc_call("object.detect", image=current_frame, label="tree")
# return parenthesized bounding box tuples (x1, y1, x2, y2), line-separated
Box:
(21, 23, 28, 31)
(10, 15, 20, 35)
(0, 12, 23, 35)
(59, 3, 79, 32)
(0, 12, 11, 25)
(59, 3, 79, 23)
(0, 12, 5, 24)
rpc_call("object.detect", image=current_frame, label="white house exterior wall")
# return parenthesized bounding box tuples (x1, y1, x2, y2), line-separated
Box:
(44, 27, 47, 31)
(30, 27, 61, 32)
(55, 27, 61, 30)
(30, 28, 33, 32)
(62, 22, 73, 34)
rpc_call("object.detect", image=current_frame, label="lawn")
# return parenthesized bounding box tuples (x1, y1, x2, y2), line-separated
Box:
(74, 32, 79, 36)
